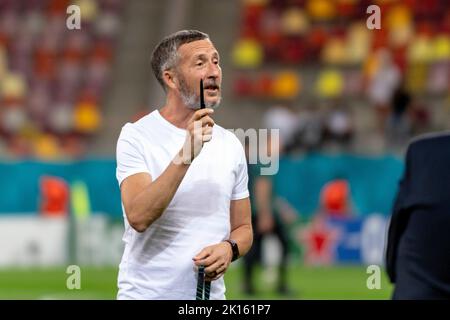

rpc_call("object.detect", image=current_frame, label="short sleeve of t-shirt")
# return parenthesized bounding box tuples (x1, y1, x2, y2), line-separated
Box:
(116, 124, 151, 187)
(231, 140, 250, 200)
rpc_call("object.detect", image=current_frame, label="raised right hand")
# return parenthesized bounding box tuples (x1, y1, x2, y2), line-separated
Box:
(179, 108, 215, 164)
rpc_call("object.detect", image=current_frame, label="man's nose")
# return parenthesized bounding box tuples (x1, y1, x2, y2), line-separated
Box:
(206, 62, 220, 79)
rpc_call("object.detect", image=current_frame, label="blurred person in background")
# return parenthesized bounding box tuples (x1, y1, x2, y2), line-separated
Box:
(385, 81, 412, 152)
(295, 104, 325, 152)
(386, 133, 450, 299)
(242, 133, 297, 296)
(367, 49, 401, 135)
(323, 101, 354, 151)
(262, 103, 300, 154)
(115, 30, 252, 300)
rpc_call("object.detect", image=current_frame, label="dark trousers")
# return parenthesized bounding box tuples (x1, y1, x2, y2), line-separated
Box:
(242, 214, 290, 293)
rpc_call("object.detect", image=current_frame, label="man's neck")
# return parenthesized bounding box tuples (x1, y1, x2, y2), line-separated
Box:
(159, 99, 195, 130)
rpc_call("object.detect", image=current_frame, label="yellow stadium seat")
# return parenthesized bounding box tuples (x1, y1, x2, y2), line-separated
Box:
(232, 38, 264, 68)
(316, 69, 344, 98)
(271, 71, 301, 99)
(33, 133, 61, 160)
(306, 0, 336, 21)
(432, 35, 450, 61)
(74, 102, 102, 134)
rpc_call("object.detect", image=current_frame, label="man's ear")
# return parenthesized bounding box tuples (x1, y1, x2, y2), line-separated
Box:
(163, 70, 178, 90)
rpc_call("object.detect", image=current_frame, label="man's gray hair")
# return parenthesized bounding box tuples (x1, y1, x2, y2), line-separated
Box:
(151, 30, 209, 91)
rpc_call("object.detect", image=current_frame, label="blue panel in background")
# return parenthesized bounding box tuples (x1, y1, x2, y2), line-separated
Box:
(0, 159, 122, 217)
(327, 216, 363, 264)
(274, 153, 404, 218)
(0, 153, 404, 219)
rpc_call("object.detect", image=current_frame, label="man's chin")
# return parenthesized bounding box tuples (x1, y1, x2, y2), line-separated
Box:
(184, 97, 221, 110)
(206, 97, 221, 109)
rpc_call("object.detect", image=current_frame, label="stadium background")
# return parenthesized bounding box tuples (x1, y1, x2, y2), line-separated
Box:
(0, 0, 448, 299)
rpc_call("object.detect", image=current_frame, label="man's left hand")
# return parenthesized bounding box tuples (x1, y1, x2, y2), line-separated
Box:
(193, 242, 233, 281)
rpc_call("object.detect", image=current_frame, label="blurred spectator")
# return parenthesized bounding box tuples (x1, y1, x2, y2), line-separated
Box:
(367, 49, 401, 134)
(295, 104, 324, 151)
(233, 0, 449, 158)
(323, 101, 354, 150)
(385, 81, 412, 151)
(262, 103, 299, 153)
(242, 133, 296, 296)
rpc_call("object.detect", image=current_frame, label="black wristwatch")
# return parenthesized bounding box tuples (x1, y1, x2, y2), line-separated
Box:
(224, 239, 239, 262)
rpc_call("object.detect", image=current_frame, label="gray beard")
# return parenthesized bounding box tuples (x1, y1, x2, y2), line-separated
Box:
(178, 76, 221, 110)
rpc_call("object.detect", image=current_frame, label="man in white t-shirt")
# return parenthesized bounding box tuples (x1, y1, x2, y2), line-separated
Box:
(115, 30, 253, 299)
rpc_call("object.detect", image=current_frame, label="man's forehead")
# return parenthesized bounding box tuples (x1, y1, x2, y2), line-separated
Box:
(178, 39, 219, 58)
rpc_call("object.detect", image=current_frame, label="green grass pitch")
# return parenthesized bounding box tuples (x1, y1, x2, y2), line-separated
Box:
(0, 264, 393, 300)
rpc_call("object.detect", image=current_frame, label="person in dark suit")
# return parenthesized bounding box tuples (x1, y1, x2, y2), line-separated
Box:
(386, 132, 450, 299)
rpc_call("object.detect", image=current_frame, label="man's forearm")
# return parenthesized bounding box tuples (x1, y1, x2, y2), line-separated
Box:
(230, 224, 253, 258)
(129, 151, 190, 231)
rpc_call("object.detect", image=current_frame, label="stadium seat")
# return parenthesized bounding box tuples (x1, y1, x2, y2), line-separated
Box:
(0, 0, 123, 158)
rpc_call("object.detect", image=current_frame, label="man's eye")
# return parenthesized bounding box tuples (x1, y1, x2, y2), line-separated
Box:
(196, 62, 203, 66)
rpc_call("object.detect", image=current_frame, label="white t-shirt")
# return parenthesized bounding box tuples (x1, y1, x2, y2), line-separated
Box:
(115, 109, 249, 300)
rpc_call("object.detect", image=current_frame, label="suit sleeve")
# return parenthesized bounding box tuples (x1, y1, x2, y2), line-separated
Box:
(385, 143, 413, 283)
